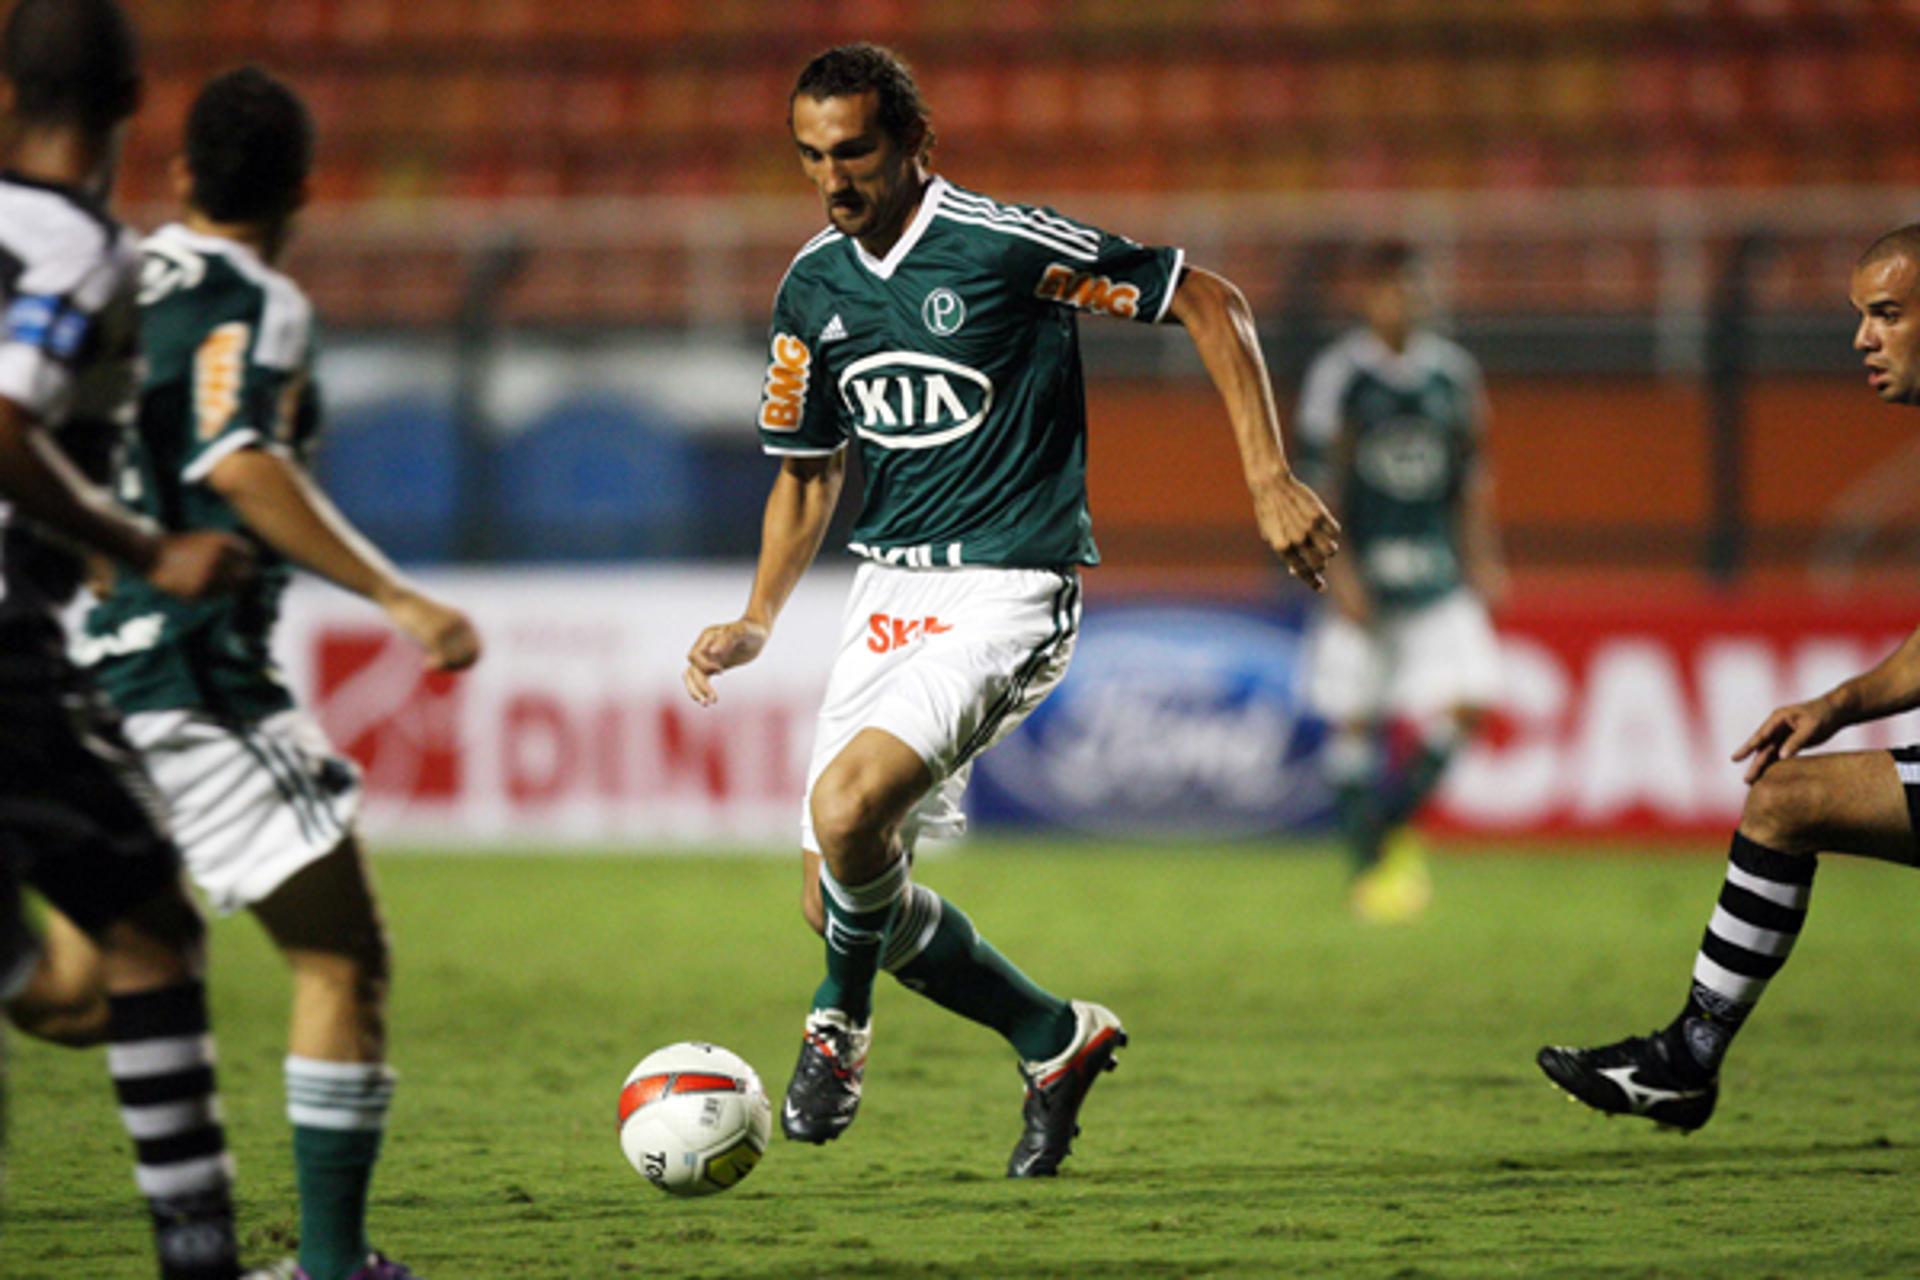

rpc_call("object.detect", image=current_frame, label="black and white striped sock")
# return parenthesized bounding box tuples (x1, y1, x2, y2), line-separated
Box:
(1674, 833, 1816, 1075)
(106, 982, 239, 1280)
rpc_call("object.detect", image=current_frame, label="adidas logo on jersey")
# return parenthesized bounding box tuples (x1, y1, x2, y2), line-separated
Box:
(819, 314, 849, 343)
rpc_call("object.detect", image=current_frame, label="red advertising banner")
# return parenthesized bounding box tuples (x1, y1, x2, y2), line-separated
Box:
(1432, 590, 1920, 838)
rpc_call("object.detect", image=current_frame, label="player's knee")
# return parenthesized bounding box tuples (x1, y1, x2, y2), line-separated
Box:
(1739, 766, 1823, 853)
(6, 977, 109, 1048)
(809, 774, 894, 857)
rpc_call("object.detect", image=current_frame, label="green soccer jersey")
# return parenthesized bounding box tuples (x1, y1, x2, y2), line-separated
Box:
(755, 177, 1184, 569)
(1294, 328, 1487, 611)
(81, 222, 320, 720)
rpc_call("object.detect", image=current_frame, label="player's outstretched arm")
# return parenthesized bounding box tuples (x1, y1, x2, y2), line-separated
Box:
(0, 396, 253, 598)
(1734, 622, 1920, 782)
(206, 446, 480, 671)
(684, 452, 845, 707)
(1166, 265, 1340, 590)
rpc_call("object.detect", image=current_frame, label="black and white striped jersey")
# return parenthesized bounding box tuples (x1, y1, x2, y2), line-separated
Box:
(0, 170, 142, 626)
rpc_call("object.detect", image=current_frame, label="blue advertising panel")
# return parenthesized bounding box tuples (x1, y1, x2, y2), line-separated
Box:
(969, 600, 1333, 837)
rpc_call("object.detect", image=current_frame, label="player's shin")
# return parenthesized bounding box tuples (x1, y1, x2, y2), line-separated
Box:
(105, 981, 241, 1280)
(813, 857, 910, 1025)
(287, 1056, 395, 1280)
(1380, 717, 1463, 829)
(1668, 832, 1816, 1076)
(882, 885, 1075, 1062)
(1326, 726, 1386, 872)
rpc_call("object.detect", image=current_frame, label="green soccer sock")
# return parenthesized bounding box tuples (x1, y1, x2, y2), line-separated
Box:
(1326, 725, 1387, 873)
(1381, 726, 1460, 829)
(287, 1056, 396, 1280)
(884, 885, 1076, 1063)
(813, 858, 910, 1026)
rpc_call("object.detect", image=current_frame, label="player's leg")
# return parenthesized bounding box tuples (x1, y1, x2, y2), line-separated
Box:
(250, 834, 401, 1280)
(799, 842, 1079, 1070)
(782, 728, 928, 1144)
(1540, 749, 1911, 1129)
(1303, 609, 1391, 878)
(5, 902, 109, 1046)
(1378, 589, 1502, 835)
(15, 687, 245, 1280)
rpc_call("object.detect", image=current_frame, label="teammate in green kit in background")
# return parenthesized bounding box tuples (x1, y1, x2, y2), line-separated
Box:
(11, 67, 479, 1280)
(684, 44, 1340, 1177)
(1294, 242, 1506, 923)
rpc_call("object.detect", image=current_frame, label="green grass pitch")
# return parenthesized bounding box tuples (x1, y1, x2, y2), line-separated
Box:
(10, 840, 1920, 1278)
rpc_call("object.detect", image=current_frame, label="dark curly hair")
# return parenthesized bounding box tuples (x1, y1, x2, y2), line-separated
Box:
(2, 0, 140, 132)
(791, 43, 934, 159)
(185, 66, 314, 224)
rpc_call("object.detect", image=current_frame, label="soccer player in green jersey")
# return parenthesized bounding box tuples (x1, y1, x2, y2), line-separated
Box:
(1294, 242, 1506, 923)
(684, 44, 1339, 1176)
(1539, 225, 1920, 1132)
(10, 67, 478, 1280)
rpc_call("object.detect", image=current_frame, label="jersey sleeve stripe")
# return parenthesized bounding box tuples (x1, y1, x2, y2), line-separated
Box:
(932, 210, 1098, 262)
(939, 187, 1102, 246)
(1152, 248, 1186, 324)
(180, 427, 262, 483)
(761, 440, 847, 458)
(938, 190, 1102, 253)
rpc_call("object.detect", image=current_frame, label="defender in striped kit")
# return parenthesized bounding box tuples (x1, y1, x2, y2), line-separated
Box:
(13, 68, 476, 1280)
(685, 44, 1339, 1176)
(0, 4, 258, 1277)
(1539, 224, 1920, 1131)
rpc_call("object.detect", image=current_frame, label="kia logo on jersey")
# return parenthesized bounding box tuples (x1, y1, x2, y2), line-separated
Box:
(837, 351, 994, 450)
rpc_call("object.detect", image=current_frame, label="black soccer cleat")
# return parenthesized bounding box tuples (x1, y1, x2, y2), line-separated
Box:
(1007, 1001, 1127, 1177)
(781, 1009, 871, 1144)
(1536, 1031, 1718, 1133)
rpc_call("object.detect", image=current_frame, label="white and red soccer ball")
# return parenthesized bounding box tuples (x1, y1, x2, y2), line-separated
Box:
(617, 1042, 771, 1197)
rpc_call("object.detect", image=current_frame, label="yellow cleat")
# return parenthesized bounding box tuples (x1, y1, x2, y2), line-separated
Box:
(1349, 828, 1433, 924)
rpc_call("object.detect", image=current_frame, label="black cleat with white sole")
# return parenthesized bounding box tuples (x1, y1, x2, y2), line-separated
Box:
(1537, 1030, 1718, 1132)
(1008, 1001, 1127, 1178)
(782, 1009, 871, 1144)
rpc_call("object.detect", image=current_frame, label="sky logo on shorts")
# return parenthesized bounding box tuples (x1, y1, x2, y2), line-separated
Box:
(758, 332, 811, 432)
(837, 351, 993, 450)
(866, 613, 952, 653)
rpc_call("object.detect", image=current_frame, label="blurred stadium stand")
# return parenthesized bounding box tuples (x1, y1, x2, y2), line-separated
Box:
(113, 1, 1920, 586)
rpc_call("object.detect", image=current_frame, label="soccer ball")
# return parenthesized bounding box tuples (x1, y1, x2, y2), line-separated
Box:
(616, 1042, 771, 1197)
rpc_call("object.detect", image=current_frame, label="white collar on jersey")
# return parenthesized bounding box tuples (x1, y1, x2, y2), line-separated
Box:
(1348, 326, 1444, 389)
(852, 176, 948, 281)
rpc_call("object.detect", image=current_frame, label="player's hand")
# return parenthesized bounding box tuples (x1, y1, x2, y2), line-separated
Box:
(1253, 470, 1340, 592)
(1733, 695, 1846, 784)
(384, 587, 482, 672)
(145, 530, 255, 600)
(684, 618, 770, 707)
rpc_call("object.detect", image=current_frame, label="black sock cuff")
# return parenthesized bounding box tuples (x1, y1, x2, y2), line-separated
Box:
(1730, 832, 1816, 886)
(107, 981, 209, 1042)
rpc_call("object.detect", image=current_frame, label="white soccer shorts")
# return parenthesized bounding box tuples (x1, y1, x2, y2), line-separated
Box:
(1304, 588, 1502, 725)
(123, 707, 362, 914)
(799, 562, 1081, 853)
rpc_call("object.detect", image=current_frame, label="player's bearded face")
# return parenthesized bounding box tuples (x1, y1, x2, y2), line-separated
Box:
(791, 91, 924, 246)
(1851, 254, 1920, 406)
